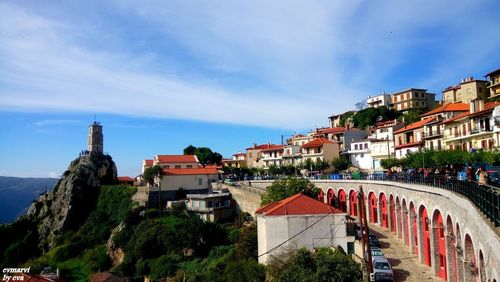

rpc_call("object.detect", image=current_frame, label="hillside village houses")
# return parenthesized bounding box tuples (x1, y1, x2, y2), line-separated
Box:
(222, 68, 500, 173)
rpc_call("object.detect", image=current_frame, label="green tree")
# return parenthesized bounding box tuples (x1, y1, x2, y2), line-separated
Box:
(183, 145, 197, 155)
(331, 156, 349, 171)
(143, 165, 162, 186)
(398, 109, 424, 125)
(261, 177, 318, 205)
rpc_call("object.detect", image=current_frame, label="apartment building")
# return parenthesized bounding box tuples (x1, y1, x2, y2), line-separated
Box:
(301, 138, 341, 163)
(260, 145, 284, 168)
(486, 68, 500, 99)
(245, 143, 282, 168)
(442, 77, 489, 104)
(345, 140, 373, 170)
(442, 101, 500, 151)
(391, 88, 437, 113)
(368, 120, 404, 167)
(394, 118, 436, 158)
(153, 155, 200, 169)
(313, 127, 368, 152)
(222, 153, 246, 168)
(282, 144, 302, 166)
(367, 93, 391, 108)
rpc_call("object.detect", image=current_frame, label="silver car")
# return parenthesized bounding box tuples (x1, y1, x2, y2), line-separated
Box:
(373, 257, 394, 282)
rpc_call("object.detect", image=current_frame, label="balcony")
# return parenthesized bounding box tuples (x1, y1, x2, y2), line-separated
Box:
(422, 131, 442, 139)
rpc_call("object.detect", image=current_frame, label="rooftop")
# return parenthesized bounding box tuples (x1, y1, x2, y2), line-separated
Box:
(117, 176, 134, 182)
(421, 103, 469, 117)
(155, 155, 198, 163)
(302, 138, 335, 148)
(246, 143, 282, 150)
(394, 117, 436, 134)
(162, 167, 219, 175)
(255, 193, 343, 216)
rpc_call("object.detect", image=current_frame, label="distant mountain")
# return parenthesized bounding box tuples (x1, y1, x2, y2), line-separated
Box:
(0, 176, 59, 223)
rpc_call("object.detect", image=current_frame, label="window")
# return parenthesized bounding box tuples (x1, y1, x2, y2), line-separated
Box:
(165, 165, 170, 169)
(198, 178, 203, 185)
(249, 152, 253, 157)
(364, 143, 368, 149)
(355, 144, 358, 150)
(175, 165, 181, 169)
(186, 165, 193, 168)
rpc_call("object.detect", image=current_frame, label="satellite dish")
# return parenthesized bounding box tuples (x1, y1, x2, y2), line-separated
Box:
(376, 115, 383, 122)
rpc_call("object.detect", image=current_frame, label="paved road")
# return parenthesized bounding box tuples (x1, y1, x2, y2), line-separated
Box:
(368, 224, 443, 282)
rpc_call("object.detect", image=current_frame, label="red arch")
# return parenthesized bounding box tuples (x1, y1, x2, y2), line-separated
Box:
(317, 189, 324, 202)
(349, 190, 357, 216)
(368, 192, 378, 223)
(434, 210, 447, 280)
(327, 188, 335, 206)
(379, 193, 388, 228)
(464, 234, 477, 282)
(338, 189, 347, 212)
(390, 195, 396, 233)
(420, 206, 431, 266)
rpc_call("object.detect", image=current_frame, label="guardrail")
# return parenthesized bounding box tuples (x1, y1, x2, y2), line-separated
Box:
(326, 173, 500, 227)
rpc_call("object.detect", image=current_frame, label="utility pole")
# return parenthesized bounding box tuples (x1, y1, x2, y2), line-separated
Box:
(358, 185, 373, 279)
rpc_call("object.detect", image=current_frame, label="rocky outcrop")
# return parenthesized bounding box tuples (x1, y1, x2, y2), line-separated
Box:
(27, 154, 117, 242)
(107, 222, 126, 267)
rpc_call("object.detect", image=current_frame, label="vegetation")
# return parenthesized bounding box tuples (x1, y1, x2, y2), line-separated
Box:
(331, 156, 349, 171)
(266, 247, 362, 282)
(340, 106, 400, 129)
(183, 145, 223, 165)
(380, 149, 500, 169)
(142, 165, 162, 185)
(398, 108, 424, 125)
(261, 177, 319, 205)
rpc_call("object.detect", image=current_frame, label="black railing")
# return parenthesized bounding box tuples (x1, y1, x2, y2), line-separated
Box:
(326, 173, 500, 227)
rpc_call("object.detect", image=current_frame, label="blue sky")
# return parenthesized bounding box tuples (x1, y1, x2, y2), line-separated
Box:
(1, 0, 499, 177)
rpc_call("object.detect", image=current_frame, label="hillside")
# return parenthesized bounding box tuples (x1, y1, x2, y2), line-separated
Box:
(0, 176, 59, 223)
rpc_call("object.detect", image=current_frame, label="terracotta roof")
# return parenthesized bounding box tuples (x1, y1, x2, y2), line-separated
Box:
(260, 145, 284, 152)
(162, 168, 219, 175)
(144, 159, 153, 166)
(302, 138, 335, 148)
(256, 193, 343, 216)
(246, 144, 282, 150)
(395, 141, 423, 150)
(421, 103, 469, 117)
(441, 111, 470, 124)
(485, 68, 500, 77)
(315, 127, 346, 135)
(394, 117, 436, 134)
(156, 155, 198, 163)
(117, 176, 134, 182)
(233, 153, 246, 156)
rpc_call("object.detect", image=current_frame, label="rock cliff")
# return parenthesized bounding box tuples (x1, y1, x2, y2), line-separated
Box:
(27, 154, 117, 242)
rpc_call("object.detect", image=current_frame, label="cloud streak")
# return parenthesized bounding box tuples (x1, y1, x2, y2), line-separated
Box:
(1, 1, 499, 129)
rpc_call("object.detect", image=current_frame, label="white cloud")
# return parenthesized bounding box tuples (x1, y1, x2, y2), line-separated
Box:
(1, 1, 499, 130)
(33, 119, 81, 126)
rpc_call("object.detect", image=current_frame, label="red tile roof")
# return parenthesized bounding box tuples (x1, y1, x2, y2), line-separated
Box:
(394, 118, 436, 134)
(117, 176, 134, 182)
(162, 168, 219, 175)
(233, 153, 246, 156)
(302, 138, 335, 148)
(395, 141, 423, 150)
(260, 145, 284, 152)
(156, 155, 198, 163)
(144, 159, 153, 166)
(256, 193, 342, 216)
(441, 111, 470, 124)
(441, 102, 500, 124)
(421, 103, 469, 117)
(315, 127, 346, 135)
(246, 144, 282, 150)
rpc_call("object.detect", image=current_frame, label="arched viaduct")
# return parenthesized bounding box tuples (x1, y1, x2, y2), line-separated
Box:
(246, 180, 500, 282)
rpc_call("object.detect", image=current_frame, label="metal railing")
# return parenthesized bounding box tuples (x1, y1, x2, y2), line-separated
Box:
(324, 173, 500, 227)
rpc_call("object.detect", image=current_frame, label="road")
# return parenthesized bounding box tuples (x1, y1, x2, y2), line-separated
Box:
(368, 224, 443, 282)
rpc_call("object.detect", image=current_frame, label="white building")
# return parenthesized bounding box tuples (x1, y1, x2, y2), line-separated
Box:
(260, 145, 284, 168)
(345, 140, 373, 170)
(367, 94, 391, 108)
(256, 193, 352, 264)
(153, 155, 200, 169)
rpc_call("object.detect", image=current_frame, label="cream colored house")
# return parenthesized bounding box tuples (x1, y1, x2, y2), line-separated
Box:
(282, 144, 302, 166)
(394, 118, 436, 159)
(301, 138, 341, 163)
(256, 194, 351, 265)
(442, 77, 489, 104)
(245, 143, 282, 168)
(222, 153, 246, 168)
(260, 146, 284, 168)
(442, 101, 500, 151)
(367, 120, 404, 168)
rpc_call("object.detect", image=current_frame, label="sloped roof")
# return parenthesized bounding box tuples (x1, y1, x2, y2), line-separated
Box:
(441, 102, 500, 124)
(143, 159, 153, 166)
(246, 144, 282, 150)
(163, 168, 219, 175)
(394, 117, 436, 134)
(156, 155, 198, 163)
(421, 103, 469, 117)
(315, 127, 346, 135)
(117, 176, 134, 182)
(260, 145, 284, 152)
(302, 138, 335, 148)
(441, 111, 470, 124)
(255, 193, 342, 216)
(485, 68, 500, 77)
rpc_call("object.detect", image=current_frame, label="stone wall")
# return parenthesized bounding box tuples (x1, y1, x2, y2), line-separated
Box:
(223, 184, 264, 217)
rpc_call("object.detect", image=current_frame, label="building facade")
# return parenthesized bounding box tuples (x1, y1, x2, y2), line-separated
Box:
(486, 68, 500, 99)
(391, 88, 436, 113)
(301, 138, 341, 163)
(442, 77, 489, 104)
(367, 93, 391, 108)
(88, 121, 103, 154)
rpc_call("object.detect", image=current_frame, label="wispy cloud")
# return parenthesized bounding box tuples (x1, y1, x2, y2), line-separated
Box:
(1, 1, 499, 129)
(33, 119, 82, 127)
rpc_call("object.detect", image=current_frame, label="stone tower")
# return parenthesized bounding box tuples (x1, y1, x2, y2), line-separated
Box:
(87, 121, 103, 154)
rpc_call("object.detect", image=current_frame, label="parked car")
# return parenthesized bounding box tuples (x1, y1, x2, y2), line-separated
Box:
(369, 235, 382, 248)
(373, 257, 394, 281)
(365, 247, 384, 262)
(224, 179, 236, 186)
